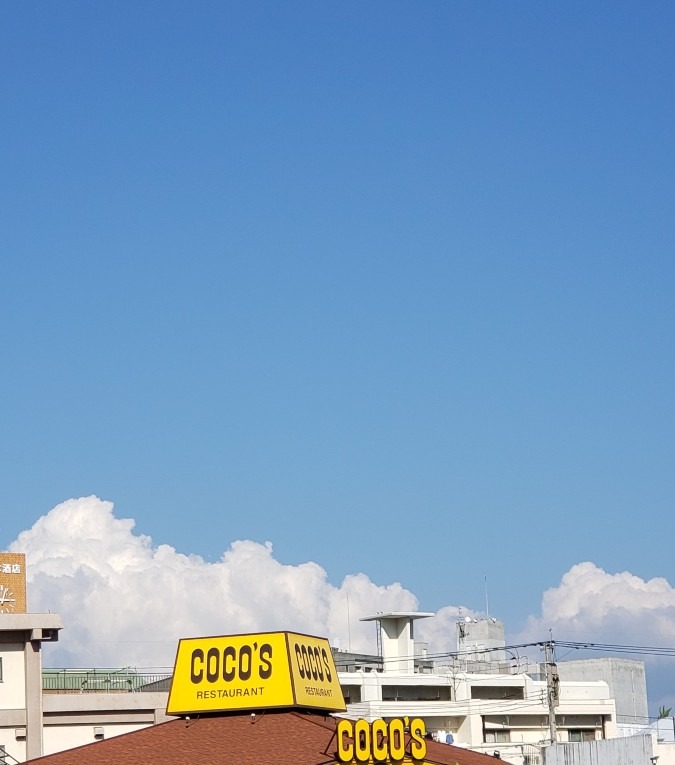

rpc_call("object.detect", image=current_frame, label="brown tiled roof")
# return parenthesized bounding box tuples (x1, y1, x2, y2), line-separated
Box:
(27, 711, 501, 765)
(426, 738, 506, 765)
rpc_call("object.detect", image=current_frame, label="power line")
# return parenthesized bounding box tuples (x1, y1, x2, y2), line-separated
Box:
(553, 640, 675, 658)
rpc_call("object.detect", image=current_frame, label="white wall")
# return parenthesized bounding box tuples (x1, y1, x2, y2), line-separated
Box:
(0, 731, 27, 764)
(0, 643, 27, 709)
(43, 722, 150, 755)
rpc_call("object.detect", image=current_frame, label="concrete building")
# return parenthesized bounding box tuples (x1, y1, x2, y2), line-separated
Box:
(457, 616, 508, 665)
(336, 613, 619, 764)
(0, 610, 661, 765)
(0, 614, 63, 762)
(555, 657, 648, 724)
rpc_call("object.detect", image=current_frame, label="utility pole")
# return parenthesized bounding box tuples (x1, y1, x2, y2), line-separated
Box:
(544, 641, 559, 745)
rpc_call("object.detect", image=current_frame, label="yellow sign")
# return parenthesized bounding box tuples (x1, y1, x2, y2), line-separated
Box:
(0, 553, 27, 614)
(167, 631, 346, 716)
(337, 718, 429, 764)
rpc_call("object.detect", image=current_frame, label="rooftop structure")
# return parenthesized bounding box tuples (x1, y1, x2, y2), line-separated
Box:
(360, 612, 435, 674)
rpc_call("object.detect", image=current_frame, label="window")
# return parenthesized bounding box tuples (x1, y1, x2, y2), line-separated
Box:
(381, 685, 451, 702)
(568, 729, 595, 743)
(471, 685, 523, 700)
(0, 657, 3, 682)
(485, 730, 511, 744)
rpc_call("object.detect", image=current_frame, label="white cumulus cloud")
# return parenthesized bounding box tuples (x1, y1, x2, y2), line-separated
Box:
(9, 495, 675, 717)
(9, 496, 427, 667)
(519, 562, 675, 644)
(516, 561, 675, 713)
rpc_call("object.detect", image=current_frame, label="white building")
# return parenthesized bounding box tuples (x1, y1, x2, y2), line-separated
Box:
(0, 613, 170, 763)
(336, 612, 619, 764)
(0, 614, 63, 762)
(0, 610, 664, 765)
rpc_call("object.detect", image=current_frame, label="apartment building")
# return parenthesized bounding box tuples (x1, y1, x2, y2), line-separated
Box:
(335, 612, 619, 764)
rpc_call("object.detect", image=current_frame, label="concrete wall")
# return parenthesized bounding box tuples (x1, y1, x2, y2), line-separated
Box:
(654, 741, 675, 765)
(457, 619, 506, 662)
(556, 658, 647, 721)
(41, 690, 170, 755)
(0, 643, 27, 709)
(0, 730, 27, 764)
(43, 721, 151, 754)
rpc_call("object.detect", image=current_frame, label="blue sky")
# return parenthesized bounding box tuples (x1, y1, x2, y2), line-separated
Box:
(2, 0, 675, 670)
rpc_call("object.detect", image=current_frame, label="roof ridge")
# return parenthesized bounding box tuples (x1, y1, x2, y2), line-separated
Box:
(288, 710, 338, 730)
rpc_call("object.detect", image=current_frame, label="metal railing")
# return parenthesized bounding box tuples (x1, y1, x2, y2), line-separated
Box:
(0, 746, 21, 765)
(522, 743, 541, 764)
(42, 669, 172, 693)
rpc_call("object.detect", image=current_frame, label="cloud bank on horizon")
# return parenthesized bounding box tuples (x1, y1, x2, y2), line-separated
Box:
(8, 497, 675, 689)
(525, 563, 675, 643)
(10, 496, 426, 668)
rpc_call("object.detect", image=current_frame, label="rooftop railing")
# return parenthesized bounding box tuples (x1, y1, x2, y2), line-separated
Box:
(42, 669, 173, 693)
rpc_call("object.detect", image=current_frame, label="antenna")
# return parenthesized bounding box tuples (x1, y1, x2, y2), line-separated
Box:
(485, 575, 489, 618)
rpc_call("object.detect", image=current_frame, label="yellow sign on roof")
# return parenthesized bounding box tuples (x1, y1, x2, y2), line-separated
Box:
(166, 631, 346, 716)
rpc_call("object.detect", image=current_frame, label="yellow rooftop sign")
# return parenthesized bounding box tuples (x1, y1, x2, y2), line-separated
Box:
(167, 631, 346, 716)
